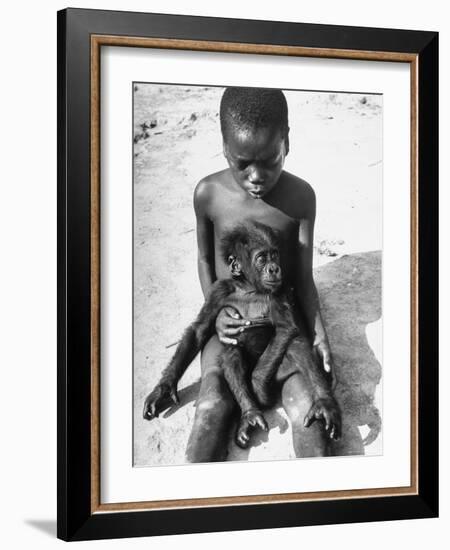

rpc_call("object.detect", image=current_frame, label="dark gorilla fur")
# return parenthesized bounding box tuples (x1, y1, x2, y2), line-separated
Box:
(143, 222, 341, 449)
(220, 221, 280, 264)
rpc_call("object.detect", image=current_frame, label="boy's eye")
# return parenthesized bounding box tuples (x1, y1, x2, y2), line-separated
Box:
(236, 161, 250, 171)
(263, 156, 280, 168)
(234, 154, 280, 171)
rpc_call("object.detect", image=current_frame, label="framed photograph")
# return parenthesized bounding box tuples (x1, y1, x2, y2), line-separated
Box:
(57, 8, 438, 541)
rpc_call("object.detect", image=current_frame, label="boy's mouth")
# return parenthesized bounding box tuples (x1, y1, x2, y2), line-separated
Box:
(248, 188, 264, 198)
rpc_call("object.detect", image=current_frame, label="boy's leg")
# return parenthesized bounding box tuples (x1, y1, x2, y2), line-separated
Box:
(185, 335, 236, 463)
(279, 339, 328, 458)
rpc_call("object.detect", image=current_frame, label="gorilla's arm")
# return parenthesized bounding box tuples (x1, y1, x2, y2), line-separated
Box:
(251, 295, 299, 407)
(143, 279, 235, 420)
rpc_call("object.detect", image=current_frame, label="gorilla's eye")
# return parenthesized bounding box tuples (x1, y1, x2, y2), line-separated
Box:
(254, 253, 266, 268)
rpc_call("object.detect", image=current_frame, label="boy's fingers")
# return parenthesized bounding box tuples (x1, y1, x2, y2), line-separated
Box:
(223, 328, 243, 337)
(322, 350, 332, 370)
(224, 325, 251, 336)
(323, 411, 331, 431)
(316, 345, 333, 374)
(331, 371, 339, 391)
(219, 336, 238, 346)
(223, 307, 242, 319)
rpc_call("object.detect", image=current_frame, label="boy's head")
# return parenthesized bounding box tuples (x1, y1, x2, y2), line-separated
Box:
(220, 87, 289, 199)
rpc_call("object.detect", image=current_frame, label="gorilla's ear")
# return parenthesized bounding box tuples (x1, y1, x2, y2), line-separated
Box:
(227, 255, 242, 278)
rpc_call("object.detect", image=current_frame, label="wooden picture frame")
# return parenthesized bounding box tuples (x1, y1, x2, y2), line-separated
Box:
(57, 8, 438, 541)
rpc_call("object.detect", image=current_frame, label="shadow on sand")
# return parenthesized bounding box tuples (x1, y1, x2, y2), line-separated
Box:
(317, 250, 382, 456)
(160, 380, 201, 419)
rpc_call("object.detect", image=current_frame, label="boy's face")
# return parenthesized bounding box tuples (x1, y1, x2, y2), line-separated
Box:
(223, 125, 288, 199)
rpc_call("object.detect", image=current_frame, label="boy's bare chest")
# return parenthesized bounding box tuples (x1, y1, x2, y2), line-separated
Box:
(211, 196, 297, 237)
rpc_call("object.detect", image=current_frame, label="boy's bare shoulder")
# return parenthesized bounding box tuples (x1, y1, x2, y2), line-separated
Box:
(194, 170, 229, 200)
(276, 171, 316, 220)
(194, 170, 230, 213)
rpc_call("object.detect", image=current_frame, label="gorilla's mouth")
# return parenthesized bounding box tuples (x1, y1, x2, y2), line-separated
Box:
(262, 278, 282, 289)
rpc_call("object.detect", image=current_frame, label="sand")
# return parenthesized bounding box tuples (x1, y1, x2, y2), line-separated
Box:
(132, 84, 382, 466)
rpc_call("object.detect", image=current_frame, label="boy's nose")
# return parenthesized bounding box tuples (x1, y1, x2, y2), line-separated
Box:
(248, 166, 265, 183)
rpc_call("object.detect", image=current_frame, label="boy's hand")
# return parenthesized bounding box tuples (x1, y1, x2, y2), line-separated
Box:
(216, 306, 251, 346)
(313, 339, 337, 389)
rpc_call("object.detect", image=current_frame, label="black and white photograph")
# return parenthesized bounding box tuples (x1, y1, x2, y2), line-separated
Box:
(133, 84, 383, 467)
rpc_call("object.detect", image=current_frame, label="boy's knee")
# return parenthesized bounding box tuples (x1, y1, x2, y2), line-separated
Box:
(283, 387, 314, 423)
(200, 335, 223, 369)
(196, 379, 235, 418)
(197, 394, 234, 415)
(286, 401, 312, 424)
(197, 337, 236, 418)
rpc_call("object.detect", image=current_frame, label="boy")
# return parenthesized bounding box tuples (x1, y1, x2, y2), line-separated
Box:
(186, 87, 335, 462)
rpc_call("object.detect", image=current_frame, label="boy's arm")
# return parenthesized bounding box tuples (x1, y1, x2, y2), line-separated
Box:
(295, 190, 334, 378)
(193, 179, 250, 344)
(193, 180, 216, 296)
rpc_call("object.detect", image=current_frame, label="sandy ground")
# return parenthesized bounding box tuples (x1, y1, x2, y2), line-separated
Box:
(133, 84, 382, 466)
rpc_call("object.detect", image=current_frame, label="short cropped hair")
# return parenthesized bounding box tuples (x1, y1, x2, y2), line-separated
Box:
(220, 87, 289, 140)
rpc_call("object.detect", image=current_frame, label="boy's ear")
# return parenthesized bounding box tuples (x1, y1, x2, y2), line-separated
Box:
(222, 140, 229, 159)
(284, 127, 290, 156)
(227, 255, 242, 278)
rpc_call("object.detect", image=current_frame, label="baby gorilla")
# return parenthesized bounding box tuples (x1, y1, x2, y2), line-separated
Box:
(143, 222, 341, 449)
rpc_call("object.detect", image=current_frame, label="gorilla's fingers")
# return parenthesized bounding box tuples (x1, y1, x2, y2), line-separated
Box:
(330, 425, 336, 440)
(150, 403, 159, 418)
(303, 406, 316, 428)
(143, 398, 155, 420)
(256, 416, 268, 431)
(236, 430, 250, 448)
(170, 388, 179, 405)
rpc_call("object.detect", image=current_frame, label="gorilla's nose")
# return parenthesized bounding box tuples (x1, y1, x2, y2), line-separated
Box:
(267, 263, 281, 277)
